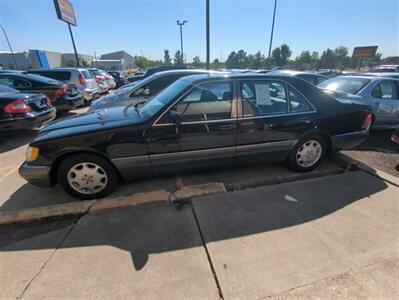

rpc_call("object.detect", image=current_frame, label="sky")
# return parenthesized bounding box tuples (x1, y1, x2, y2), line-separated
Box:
(0, 0, 398, 62)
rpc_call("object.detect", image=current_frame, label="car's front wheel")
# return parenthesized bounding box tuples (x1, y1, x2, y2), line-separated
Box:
(57, 154, 118, 200)
(288, 135, 327, 172)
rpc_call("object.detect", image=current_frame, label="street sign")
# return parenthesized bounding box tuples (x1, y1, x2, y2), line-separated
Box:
(53, 0, 77, 26)
(352, 46, 378, 58)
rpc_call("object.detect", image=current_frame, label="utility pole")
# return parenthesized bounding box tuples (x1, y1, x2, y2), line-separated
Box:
(268, 0, 278, 60)
(68, 23, 80, 67)
(206, 0, 210, 69)
(176, 20, 188, 63)
(0, 23, 18, 70)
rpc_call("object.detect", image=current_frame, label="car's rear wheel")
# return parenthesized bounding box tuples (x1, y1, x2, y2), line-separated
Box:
(57, 154, 118, 200)
(288, 135, 326, 172)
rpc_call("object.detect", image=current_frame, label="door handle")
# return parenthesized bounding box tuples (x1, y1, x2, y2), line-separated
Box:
(218, 124, 236, 130)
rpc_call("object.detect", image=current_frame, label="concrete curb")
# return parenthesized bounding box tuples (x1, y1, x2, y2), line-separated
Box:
(0, 200, 96, 225)
(0, 189, 170, 226)
(225, 167, 343, 191)
(170, 182, 227, 202)
(333, 153, 399, 188)
(89, 190, 170, 213)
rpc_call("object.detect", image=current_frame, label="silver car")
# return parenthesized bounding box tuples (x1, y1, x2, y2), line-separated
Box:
(100, 70, 117, 89)
(318, 75, 399, 129)
(88, 68, 109, 94)
(90, 69, 226, 111)
(28, 68, 99, 104)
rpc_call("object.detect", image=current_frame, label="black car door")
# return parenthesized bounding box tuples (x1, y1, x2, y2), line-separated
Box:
(236, 79, 316, 163)
(147, 79, 237, 173)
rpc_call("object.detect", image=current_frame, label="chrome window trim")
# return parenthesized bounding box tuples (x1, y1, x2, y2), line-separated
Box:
(152, 78, 236, 126)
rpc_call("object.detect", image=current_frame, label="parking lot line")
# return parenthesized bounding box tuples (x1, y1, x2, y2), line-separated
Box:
(0, 164, 20, 182)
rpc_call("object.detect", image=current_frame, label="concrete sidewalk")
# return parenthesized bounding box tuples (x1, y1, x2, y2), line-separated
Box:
(1, 171, 398, 299)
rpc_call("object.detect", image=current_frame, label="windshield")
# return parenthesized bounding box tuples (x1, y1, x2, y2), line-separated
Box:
(0, 84, 18, 94)
(139, 79, 190, 119)
(318, 77, 371, 95)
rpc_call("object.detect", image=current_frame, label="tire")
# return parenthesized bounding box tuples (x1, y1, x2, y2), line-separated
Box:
(57, 153, 118, 200)
(288, 135, 327, 172)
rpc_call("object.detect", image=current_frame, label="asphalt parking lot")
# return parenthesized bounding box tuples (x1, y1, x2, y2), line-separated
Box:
(1, 107, 398, 299)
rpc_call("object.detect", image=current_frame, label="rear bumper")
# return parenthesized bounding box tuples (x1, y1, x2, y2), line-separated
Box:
(81, 88, 99, 101)
(54, 95, 84, 111)
(331, 130, 369, 150)
(0, 108, 56, 131)
(19, 163, 52, 188)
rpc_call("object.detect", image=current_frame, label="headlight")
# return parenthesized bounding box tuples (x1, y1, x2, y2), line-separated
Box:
(26, 146, 39, 162)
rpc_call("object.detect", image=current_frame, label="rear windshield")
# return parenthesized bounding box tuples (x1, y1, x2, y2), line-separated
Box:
(29, 71, 71, 81)
(0, 84, 18, 94)
(81, 70, 92, 79)
(92, 69, 103, 76)
(318, 77, 371, 95)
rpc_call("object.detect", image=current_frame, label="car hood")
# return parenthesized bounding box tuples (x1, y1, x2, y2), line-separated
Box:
(35, 106, 146, 142)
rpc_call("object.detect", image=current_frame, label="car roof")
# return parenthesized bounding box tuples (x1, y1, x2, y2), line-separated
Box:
(151, 69, 225, 77)
(177, 73, 314, 84)
(333, 75, 399, 81)
(0, 72, 63, 84)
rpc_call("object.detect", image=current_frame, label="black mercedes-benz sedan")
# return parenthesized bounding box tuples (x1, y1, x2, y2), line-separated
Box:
(19, 74, 373, 199)
(0, 84, 56, 131)
(0, 72, 83, 112)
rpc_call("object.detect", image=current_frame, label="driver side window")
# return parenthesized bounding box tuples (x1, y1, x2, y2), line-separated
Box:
(160, 81, 233, 123)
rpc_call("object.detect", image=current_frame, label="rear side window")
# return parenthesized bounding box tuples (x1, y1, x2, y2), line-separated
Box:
(240, 80, 287, 117)
(0, 77, 31, 89)
(81, 70, 92, 79)
(31, 71, 71, 81)
(371, 81, 398, 99)
(288, 87, 313, 113)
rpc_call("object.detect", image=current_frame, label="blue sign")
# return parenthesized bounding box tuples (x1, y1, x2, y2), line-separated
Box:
(35, 50, 50, 68)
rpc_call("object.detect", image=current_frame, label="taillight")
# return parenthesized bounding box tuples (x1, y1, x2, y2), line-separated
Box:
(105, 75, 110, 80)
(79, 73, 86, 85)
(361, 112, 373, 130)
(95, 76, 101, 82)
(4, 100, 32, 114)
(46, 96, 52, 106)
(55, 85, 68, 98)
(391, 134, 399, 145)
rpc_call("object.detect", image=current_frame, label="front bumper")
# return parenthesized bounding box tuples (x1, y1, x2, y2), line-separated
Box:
(19, 163, 52, 187)
(0, 108, 56, 131)
(331, 130, 369, 151)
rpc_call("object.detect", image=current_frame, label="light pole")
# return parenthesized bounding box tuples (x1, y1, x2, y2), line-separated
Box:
(206, 0, 210, 69)
(267, 0, 278, 61)
(0, 24, 18, 70)
(176, 20, 188, 63)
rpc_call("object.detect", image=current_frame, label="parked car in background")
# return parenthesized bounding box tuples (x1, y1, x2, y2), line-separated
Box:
(370, 65, 399, 73)
(126, 65, 187, 83)
(318, 75, 399, 129)
(266, 70, 328, 85)
(99, 70, 116, 89)
(20, 74, 372, 199)
(0, 84, 56, 131)
(0, 72, 83, 112)
(90, 69, 225, 111)
(107, 70, 127, 88)
(87, 68, 109, 94)
(357, 72, 399, 79)
(28, 68, 99, 105)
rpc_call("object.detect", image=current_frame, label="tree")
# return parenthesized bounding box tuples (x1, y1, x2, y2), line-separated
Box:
(271, 44, 292, 67)
(334, 46, 350, 70)
(66, 60, 77, 67)
(134, 55, 151, 69)
(225, 51, 238, 68)
(249, 51, 266, 69)
(192, 56, 202, 68)
(280, 44, 292, 66)
(318, 49, 337, 69)
(212, 58, 224, 69)
(164, 49, 171, 66)
(295, 51, 314, 70)
(174, 50, 184, 65)
(81, 59, 89, 67)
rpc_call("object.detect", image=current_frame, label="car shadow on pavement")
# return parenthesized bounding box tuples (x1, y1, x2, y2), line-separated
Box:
(0, 130, 37, 153)
(354, 130, 397, 154)
(0, 171, 389, 271)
